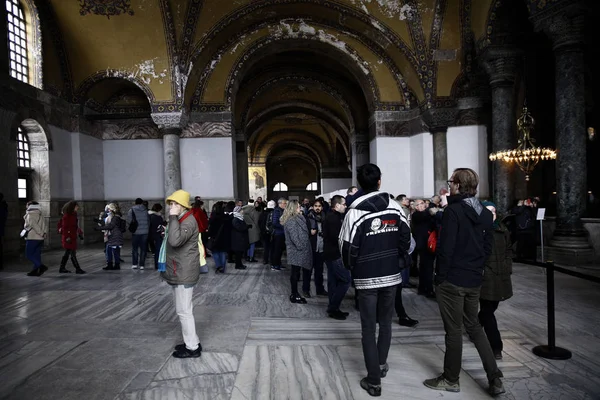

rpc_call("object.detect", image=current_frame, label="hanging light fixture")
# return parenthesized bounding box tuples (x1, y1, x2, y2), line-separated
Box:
(489, 106, 557, 181)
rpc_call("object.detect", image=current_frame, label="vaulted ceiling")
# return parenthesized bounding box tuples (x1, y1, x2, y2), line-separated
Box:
(37, 0, 515, 112)
(32, 0, 539, 176)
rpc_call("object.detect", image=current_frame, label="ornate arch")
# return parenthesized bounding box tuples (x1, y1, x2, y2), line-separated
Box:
(266, 141, 323, 169)
(253, 128, 333, 165)
(188, 17, 419, 110)
(245, 102, 351, 156)
(186, 0, 419, 73)
(191, 33, 383, 113)
(73, 70, 156, 105)
(240, 75, 356, 134)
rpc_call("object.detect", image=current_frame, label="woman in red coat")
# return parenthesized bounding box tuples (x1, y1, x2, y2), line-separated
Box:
(57, 200, 86, 274)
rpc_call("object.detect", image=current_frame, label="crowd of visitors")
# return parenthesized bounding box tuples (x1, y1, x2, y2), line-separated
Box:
(5, 161, 518, 396)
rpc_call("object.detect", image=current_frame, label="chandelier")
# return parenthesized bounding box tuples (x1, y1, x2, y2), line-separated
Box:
(489, 106, 556, 181)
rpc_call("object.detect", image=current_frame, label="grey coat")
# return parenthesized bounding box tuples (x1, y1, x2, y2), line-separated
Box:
(242, 205, 261, 244)
(128, 205, 150, 235)
(95, 215, 125, 247)
(283, 214, 312, 270)
(161, 212, 200, 286)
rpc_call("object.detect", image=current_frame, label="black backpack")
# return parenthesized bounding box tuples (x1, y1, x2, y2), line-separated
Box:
(128, 209, 138, 233)
(116, 216, 127, 233)
(265, 210, 274, 235)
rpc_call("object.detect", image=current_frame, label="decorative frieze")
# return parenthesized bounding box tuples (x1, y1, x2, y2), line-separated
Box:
(181, 122, 232, 138)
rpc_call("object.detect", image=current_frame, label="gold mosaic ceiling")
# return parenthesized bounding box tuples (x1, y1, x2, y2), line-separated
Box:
(38, 0, 503, 113)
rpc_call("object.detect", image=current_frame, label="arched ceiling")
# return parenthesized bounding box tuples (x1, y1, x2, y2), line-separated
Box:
(37, 0, 511, 111)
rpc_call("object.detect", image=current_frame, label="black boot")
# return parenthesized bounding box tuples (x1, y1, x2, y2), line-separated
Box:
(59, 252, 72, 273)
(71, 254, 86, 274)
(113, 263, 120, 270)
(103, 262, 114, 271)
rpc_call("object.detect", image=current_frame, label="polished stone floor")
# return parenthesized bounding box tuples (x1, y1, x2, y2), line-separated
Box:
(1, 244, 599, 399)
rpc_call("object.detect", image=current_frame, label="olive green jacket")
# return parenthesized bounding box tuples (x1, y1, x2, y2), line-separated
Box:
(161, 212, 200, 286)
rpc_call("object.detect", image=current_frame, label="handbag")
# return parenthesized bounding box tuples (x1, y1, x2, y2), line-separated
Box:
(20, 227, 31, 239)
(128, 209, 138, 233)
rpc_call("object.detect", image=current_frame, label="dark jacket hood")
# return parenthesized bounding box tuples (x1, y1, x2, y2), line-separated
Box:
(351, 191, 391, 213)
(448, 194, 485, 224)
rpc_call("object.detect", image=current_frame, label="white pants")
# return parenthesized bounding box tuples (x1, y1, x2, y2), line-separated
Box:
(172, 285, 199, 351)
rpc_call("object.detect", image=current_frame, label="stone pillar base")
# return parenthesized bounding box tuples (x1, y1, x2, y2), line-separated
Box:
(537, 246, 596, 266)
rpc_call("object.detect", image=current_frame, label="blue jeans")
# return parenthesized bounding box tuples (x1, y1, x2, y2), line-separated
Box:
(132, 234, 148, 267)
(153, 236, 163, 269)
(247, 242, 256, 258)
(401, 266, 410, 287)
(326, 258, 351, 313)
(25, 240, 44, 269)
(106, 245, 121, 264)
(213, 252, 227, 269)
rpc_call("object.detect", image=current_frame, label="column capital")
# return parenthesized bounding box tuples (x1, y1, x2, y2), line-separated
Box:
(479, 46, 522, 88)
(422, 107, 458, 132)
(531, 2, 585, 53)
(151, 111, 189, 132)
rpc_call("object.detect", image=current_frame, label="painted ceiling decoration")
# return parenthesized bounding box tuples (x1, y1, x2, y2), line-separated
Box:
(78, 0, 134, 19)
(31, 0, 545, 161)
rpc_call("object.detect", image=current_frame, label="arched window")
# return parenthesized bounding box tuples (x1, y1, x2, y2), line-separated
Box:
(306, 182, 318, 191)
(6, 0, 29, 84)
(17, 127, 31, 199)
(273, 182, 288, 192)
(5, 0, 42, 88)
(17, 127, 31, 168)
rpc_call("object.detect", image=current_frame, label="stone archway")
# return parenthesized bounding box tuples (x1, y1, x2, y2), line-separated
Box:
(9, 111, 52, 245)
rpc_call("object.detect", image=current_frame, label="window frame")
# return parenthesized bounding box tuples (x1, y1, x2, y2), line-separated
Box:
(273, 182, 288, 192)
(305, 182, 318, 191)
(6, 0, 30, 84)
(16, 127, 33, 200)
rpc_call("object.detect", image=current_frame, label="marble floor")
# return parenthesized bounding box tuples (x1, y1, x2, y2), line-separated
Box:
(1, 244, 599, 400)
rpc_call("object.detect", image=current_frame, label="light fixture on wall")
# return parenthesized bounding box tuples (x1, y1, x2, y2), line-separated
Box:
(489, 106, 557, 181)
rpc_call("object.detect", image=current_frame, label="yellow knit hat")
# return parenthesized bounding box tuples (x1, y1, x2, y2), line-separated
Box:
(166, 190, 192, 209)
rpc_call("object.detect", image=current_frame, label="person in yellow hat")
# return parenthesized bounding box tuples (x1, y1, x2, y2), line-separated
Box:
(160, 189, 202, 358)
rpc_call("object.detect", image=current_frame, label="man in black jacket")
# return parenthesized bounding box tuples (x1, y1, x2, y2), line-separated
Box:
(323, 195, 349, 320)
(424, 168, 505, 396)
(339, 164, 411, 397)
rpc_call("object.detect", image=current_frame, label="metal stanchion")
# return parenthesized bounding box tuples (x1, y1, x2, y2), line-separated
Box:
(532, 262, 572, 360)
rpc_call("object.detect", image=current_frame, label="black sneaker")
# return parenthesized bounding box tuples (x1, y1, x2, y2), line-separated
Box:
(494, 351, 503, 360)
(360, 378, 381, 397)
(27, 269, 40, 277)
(302, 291, 312, 298)
(174, 343, 202, 353)
(172, 346, 201, 358)
(327, 310, 347, 320)
(316, 290, 329, 296)
(399, 316, 419, 327)
(339, 310, 350, 317)
(39, 265, 48, 276)
(289, 294, 307, 304)
(488, 377, 505, 396)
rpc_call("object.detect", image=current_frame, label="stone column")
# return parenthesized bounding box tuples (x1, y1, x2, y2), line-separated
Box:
(481, 47, 521, 214)
(151, 112, 187, 198)
(423, 108, 458, 194)
(351, 134, 369, 185)
(535, 4, 589, 250)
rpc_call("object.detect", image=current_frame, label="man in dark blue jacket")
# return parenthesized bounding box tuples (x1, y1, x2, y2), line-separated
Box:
(424, 168, 505, 396)
(339, 164, 411, 397)
(270, 197, 287, 271)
